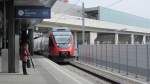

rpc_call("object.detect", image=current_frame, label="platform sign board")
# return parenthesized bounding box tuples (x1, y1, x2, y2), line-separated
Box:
(15, 6, 51, 19)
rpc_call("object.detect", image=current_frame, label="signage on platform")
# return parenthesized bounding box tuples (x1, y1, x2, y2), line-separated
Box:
(15, 6, 51, 19)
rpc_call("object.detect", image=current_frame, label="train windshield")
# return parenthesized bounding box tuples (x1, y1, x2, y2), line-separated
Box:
(54, 36, 71, 44)
(53, 32, 72, 44)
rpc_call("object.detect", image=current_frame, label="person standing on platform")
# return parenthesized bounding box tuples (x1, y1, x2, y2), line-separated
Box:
(21, 42, 30, 75)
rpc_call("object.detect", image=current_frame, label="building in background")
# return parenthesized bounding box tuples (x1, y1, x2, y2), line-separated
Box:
(37, 0, 150, 45)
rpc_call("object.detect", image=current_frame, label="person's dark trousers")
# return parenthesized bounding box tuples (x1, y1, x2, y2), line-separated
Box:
(22, 61, 27, 75)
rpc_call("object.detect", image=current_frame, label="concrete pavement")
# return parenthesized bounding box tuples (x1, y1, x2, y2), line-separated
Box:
(0, 55, 93, 84)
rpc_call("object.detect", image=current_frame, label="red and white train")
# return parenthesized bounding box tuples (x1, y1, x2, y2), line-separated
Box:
(34, 27, 75, 62)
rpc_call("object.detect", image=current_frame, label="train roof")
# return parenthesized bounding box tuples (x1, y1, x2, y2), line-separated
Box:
(52, 27, 70, 32)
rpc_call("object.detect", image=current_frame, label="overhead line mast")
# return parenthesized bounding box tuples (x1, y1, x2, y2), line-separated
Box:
(82, 2, 85, 45)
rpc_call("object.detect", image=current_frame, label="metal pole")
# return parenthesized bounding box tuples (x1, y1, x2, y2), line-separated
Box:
(83, 46, 85, 63)
(118, 44, 120, 73)
(82, 2, 85, 45)
(135, 45, 138, 78)
(126, 45, 128, 75)
(101, 45, 103, 67)
(82, 46, 84, 62)
(146, 45, 149, 81)
(91, 45, 93, 65)
(79, 46, 81, 62)
(94, 45, 96, 66)
(80, 46, 82, 62)
(83, 46, 84, 63)
(83, 45, 85, 63)
(96, 45, 97, 66)
(89, 45, 90, 64)
(3, 0, 6, 48)
(106, 44, 108, 69)
(78, 45, 80, 62)
(85, 45, 87, 63)
(111, 44, 114, 71)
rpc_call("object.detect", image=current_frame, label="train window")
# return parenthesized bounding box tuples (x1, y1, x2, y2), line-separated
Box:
(54, 36, 71, 44)
(53, 32, 71, 36)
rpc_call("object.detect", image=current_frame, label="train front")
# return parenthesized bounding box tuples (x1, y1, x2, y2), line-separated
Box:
(49, 31, 75, 61)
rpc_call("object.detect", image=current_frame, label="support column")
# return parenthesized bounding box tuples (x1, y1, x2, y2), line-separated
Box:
(8, 0, 15, 73)
(73, 32, 78, 56)
(115, 33, 119, 45)
(142, 35, 146, 44)
(131, 34, 134, 45)
(2, 0, 8, 72)
(90, 32, 97, 45)
(28, 29, 34, 56)
(15, 35, 20, 73)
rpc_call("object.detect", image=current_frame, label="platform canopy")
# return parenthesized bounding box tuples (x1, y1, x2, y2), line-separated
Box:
(14, 0, 56, 7)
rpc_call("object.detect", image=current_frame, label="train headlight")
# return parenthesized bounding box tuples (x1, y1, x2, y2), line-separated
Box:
(57, 44, 60, 47)
(68, 43, 71, 47)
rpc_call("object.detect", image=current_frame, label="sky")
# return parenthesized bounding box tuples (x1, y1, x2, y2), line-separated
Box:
(69, 0, 150, 19)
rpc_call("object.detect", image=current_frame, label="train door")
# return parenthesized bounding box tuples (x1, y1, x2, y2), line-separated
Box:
(49, 36, 54, 56)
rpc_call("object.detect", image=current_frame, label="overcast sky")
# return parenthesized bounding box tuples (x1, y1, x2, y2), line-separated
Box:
(69, 0, 150, 19)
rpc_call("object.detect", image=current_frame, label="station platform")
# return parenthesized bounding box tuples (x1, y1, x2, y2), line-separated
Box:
(0, 55, 93, 84)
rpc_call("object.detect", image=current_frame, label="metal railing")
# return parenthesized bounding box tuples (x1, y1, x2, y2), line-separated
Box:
(78, 44, 150, 81)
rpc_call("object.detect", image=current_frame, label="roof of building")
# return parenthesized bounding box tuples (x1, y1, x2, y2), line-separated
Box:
(36, 13, 150, 34)
(36, 1, 150, 35)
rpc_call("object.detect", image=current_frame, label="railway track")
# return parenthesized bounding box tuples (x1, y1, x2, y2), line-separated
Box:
(58, 62, 119, 84)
